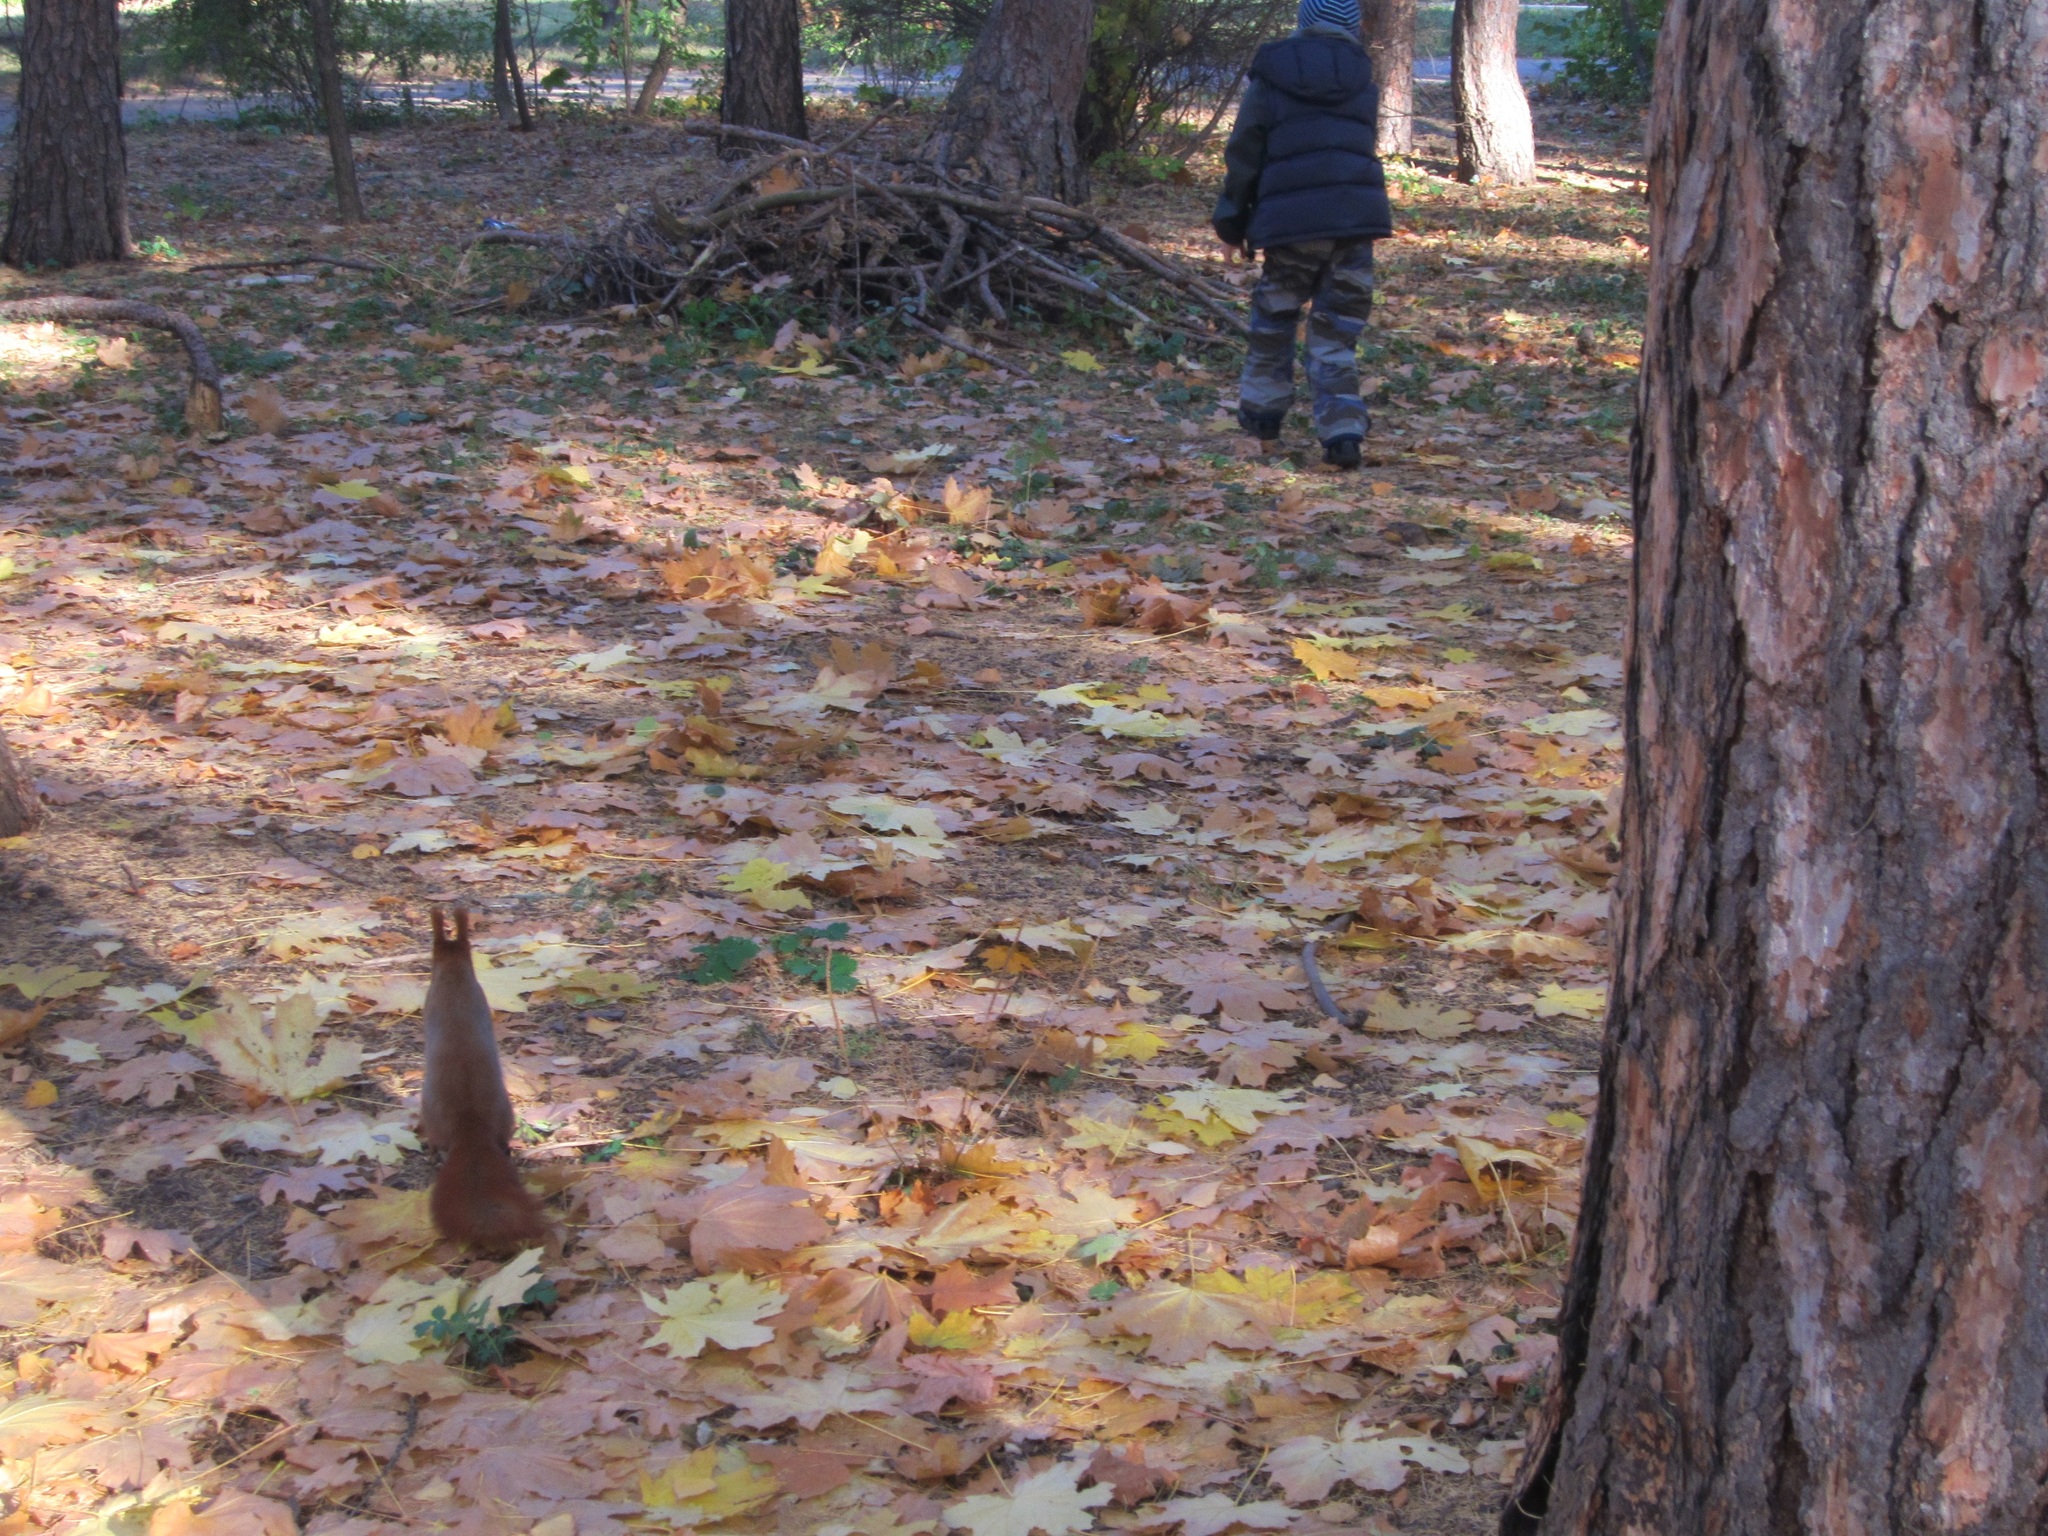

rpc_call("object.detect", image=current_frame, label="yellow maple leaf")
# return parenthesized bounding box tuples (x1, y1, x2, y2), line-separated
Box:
(1059, 349, 1104, 373)
(1534, 983, 1607, 1019)
(1292, 638, 1363, 682)
(1361, 685, 1441, 710)
(184, 990, 365, 1101)
(720, 858, 811, 911)
(907, 1309, 987, 1351)
(640, 1445, 779, 1525)
(1063, 1113, 1154, 1158)
(642, 1273, 786, 1358)
(1097, 1022, 1167, 1063)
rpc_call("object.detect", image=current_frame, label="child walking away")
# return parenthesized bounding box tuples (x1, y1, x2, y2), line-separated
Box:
(1213, 0, 1394, 470)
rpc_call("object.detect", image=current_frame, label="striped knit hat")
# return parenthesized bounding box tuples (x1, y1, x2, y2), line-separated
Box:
(1298, 0, 1361, 31)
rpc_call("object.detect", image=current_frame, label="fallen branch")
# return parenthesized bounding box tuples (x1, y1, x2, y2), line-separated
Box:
(896, 311, 1029, 379)
(500, 122, 1250, 354)
(186, 253, 385, 276)
(0, 296, 223, 432)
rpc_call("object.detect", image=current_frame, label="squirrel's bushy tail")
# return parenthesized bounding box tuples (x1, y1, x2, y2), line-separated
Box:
(431, 1131, 546, 1253)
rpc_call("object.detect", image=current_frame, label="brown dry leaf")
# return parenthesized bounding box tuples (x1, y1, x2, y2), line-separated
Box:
(439, 699, 511, 750)
(1106, 1279, 1268, 1362)
(689, 1182, 831, 1271)
(942, 476, 992, 525)
(1363, 992, 1475, 1040)
(658, 547, 772, 599)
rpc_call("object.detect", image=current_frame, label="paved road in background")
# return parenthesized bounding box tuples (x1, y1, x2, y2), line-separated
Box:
(0, 58, 1568, 135)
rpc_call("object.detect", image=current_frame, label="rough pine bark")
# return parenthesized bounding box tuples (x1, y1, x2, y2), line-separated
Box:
(1, 0, 128, 269)
(308, 0, 365, 223)
(935, 0, 1094, 203)
(1451, 0, 1532, 184)
(1360, 0, 1415, 159)
(722, 0, 807, 141)
(1504, 0, 2048, 1531)
(0, 730, 38, 839)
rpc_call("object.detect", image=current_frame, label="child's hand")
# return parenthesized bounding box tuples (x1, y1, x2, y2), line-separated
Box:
(1218, 236, 1250, 264)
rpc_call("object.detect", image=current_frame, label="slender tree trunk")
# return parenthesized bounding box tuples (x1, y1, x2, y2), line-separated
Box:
(1451, 0, 1532, 184)
(507, 0, 533, 129)
(634, 39, 675, 114)
(935, 0, 1094, 202)
(1504, 0, 2048, 1531)
(618, 0, 635, 111)
(491, 0, 527, 125)
(307, 0, 365, 223)
(1360, 0, 1414, 158)
(1, 0, 128, 269)
(0, 730, 40, 839)
(722, 0, 806, 140)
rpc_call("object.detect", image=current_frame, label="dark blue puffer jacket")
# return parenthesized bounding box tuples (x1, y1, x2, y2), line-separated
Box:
(1212, 30, 1394, 251)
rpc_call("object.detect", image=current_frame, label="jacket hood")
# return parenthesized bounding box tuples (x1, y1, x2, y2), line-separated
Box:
(1250, 32, 1374, 104)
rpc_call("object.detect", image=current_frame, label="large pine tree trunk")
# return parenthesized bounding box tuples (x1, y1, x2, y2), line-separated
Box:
(1360, 0, 1414, 159)
(1504, 0, 2048, 1531)
(1, 0, 128, 269)
(1451, 0, 1532, 184)
(935, 0, 1094, 202)
(722, 0, 806, 140)
(308, 0, 365, 223)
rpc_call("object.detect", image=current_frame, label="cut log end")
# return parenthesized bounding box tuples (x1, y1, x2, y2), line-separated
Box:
(0, 730, 42, 839)
(187, 380, 225, 436)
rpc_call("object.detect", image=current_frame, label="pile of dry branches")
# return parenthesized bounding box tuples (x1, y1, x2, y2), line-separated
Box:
(479, 124, 1247, 353)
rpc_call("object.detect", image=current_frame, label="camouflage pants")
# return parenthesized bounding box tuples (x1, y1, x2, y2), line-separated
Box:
(1237, 237, 1376, 443)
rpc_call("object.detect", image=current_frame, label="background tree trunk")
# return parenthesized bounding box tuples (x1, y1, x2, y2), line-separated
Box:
(307, 0, 365, 223)
(633, 39, 675, 114)
(1, 0, 128, 269)
(936, 0, 1094, 202)
(1360, 0, 1414, 158)
(491, 0, 532, 127)
(0, 730, 39, 839)
(1451, 0, 1531, 184)
(1504, 0, 2048, 1530)
(722, 0, 807, 140)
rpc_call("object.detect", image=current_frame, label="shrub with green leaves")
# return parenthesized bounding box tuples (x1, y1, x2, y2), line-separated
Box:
(136, 0, 486, 120)
(1561, 0, 1661, 103)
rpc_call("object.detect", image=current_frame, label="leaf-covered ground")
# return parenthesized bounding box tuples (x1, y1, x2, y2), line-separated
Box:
(0, 88, 1645, 1536)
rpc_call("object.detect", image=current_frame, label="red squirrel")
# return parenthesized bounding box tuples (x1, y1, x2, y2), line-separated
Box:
(422, 907, 546, 1251)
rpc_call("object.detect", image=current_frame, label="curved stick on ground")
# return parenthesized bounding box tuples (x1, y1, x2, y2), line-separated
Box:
(1301, 915, 1360, 1029)
(0, 296, 224, 432)
(465, 228, 580, 251)
(186, 253, 386, 276)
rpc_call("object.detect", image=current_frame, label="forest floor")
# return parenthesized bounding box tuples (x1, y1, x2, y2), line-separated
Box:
(0, 84, 1645, 1536)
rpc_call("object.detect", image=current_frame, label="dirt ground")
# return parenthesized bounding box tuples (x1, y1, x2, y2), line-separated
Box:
(0, 82, 1644, 1536)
